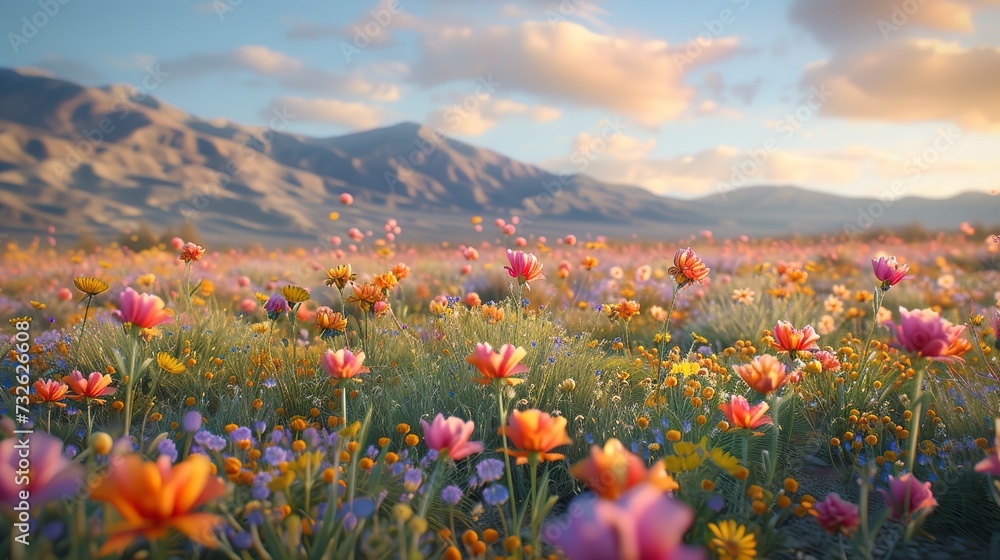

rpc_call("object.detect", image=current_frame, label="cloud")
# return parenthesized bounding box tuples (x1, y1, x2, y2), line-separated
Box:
(410, 21, 742, 127)
(167, 45, 400, 100)
(789, 0, 985, 47)
(802, 39, 1000, 130)
(542, 138, 865, 195)
(425, 96, 562, 135)
(23, 56, 108, 86)
(269, 97, 386, 130)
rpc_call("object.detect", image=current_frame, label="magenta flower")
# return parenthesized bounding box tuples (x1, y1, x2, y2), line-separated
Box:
(544, 483, 706, 560)
(871, 256, 909, 290)
(0, 432, 83, 510)
(889, 307, 971, 361)
(879, 474, 937, 521)
(812, 493, 860, 535)
(420, 414, 484, 460)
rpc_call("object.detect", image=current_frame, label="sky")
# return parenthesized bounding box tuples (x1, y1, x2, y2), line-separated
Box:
(2, 0, 999, 200)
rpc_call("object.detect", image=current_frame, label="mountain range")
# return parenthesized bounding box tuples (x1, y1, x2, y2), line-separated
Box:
(0, 67, 997, 245)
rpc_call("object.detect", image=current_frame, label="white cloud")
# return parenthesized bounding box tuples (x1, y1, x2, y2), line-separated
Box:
(425, 96, 562, 135)
(411, 21, 742, 127)
(272, 97, 386, 130)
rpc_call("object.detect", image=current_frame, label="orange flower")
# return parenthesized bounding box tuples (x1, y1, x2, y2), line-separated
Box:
(32, 378, 69, 408)
(372, 272, 399, 292)
(606, 299, 641, 322)
(733, 354, 788, 395)
(667, 247, 709, 288)
(178, 242, 205, 263)
(346, 282, 386, 311)
(466, 343, 529, 386)
(391, 263, 411, 280)
(315, 306, 348, 333)
(499, 409, 572, 465)
(770, 321, 820, 357)
(65, 370, 116, 404)
(90, 454, 225, 554)
(570, 438, 647, 499)
(718, 395, 773, 430)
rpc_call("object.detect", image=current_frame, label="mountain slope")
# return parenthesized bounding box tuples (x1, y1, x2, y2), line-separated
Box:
(0, 68, 996, 244)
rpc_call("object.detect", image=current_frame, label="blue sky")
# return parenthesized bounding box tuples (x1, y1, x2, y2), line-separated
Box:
(2, 0, 999, 199)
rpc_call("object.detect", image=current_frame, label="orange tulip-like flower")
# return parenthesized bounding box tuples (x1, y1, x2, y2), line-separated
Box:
(114, 288, 173, 330)
(466, 343, 529, 386)
(571, 438, 648, 499)
(733, 354, 788, 395)
(65, 370, 116, 404)
(504, 249, 545, 289)
(32, 378, 69, 408)
(90, 454, 226, 554)
(320, 348, 369, 381)
(770, 321, 820, 357)
(499, 409, 572, 465)
(718, 395, 773, 430)
(667, 247, 709, 288)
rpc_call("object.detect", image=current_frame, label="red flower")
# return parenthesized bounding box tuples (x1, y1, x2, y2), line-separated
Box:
(718, 395, 772, 430)
(504, 249, 545, 288)
(667, 248, 709, 288)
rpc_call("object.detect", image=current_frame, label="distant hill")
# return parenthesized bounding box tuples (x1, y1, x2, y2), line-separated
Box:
(0, 67, 996, 245)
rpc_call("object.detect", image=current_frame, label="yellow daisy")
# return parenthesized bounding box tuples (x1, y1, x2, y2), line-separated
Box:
(73, 277, 110, 296)
(708, 519, 756, 560)
(281, 285, 311, 305)
(156, 352, 186, 374)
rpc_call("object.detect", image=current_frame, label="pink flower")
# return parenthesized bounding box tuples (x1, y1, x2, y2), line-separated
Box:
(169, 237, 185, 250)
(814, 350, 841, 372)
(812, 493, 860, 535)
(871, 256, 909, 290)
(879, 474, 937, 520)
(0, 431, 83, 510)
(771, 321, 820, 357)
(504, 249, 545, 288)
(238, 298, 257, 314)
(545, 483, 706, 560)
(890, 307, 971, 361)
(340, 193, 354, 205)
(420, 414, 484, 460)
(114, 288, 173, 329)
(466, 343, 529, 386)
(320, 348, 370, 381)
(974, 419, 1000, 476)
(718, 395, 773, 430)
(57, 287, 73, 301)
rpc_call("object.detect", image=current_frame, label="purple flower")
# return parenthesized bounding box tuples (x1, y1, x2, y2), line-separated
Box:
(441, 485, 463, 506)
(230, 427, 252, 442)
(265, 294, 290, 317)
(482, 484, 509, 506)
(157, 438, 178, 463)
(183, 410, 202, 433)
(476, 458, 505, 482)
(403, 468, 423, 492)
(264, 446, 288, 465)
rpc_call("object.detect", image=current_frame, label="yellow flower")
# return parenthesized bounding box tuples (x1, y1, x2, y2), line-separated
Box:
(710, 447, 740, 475)
(199, 279, 215, 296)
(136, 273, 156, 288)
(282, 285, 311, 305)
(30, 301, 46, 309)
(325, 264, 357, 290)
(156, 352, 186, 374)
(255, 292, 269, 303)
(372, 272, 399, 292)
(73, 277, 109, 296)
(663, 437, 708, 472)
(708, 519, 757, 560)
(670, 361, 700, 377)
(268, 470, 296, 491)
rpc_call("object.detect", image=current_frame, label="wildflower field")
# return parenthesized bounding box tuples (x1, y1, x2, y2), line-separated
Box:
(3, 226, 1000, 560)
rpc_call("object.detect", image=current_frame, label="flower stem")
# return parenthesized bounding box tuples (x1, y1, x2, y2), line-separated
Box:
(905, 366, 927, 474)
(498, 387, 519, 534)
